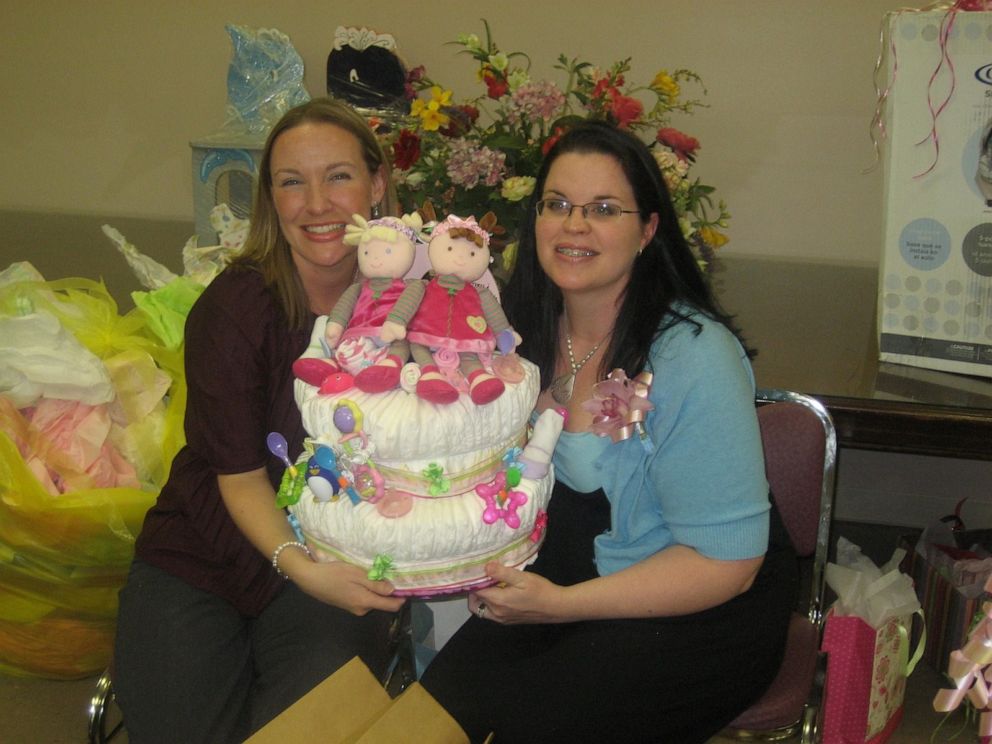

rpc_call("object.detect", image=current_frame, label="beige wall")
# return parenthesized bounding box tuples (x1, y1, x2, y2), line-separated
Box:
(2, 0, 898, 265)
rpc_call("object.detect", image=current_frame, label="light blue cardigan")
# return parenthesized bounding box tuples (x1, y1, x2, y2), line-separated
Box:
(556, 309, 770, 576)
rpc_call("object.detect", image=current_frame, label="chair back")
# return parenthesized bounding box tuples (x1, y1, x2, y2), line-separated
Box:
(756, 389, 836, 627)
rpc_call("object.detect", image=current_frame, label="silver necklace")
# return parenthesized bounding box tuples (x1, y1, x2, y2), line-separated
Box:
(550, 331, 605, 405)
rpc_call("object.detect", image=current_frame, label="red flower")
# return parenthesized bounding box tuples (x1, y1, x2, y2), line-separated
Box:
(592, 77, 613, 100)
(482, 68, 509, 99)
(392, 129, 421, 170)
(608, 91, 643, 128)
(439, 104, 480, 138)
(542, 126, 568, 155)
(656, 127, 700, 162)
(592, 73, 625, 99)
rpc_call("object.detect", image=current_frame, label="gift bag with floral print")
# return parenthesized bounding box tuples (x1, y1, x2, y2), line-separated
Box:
(821, 609, 924, 744)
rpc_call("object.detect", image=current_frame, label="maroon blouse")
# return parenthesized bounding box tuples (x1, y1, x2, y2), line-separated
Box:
(134, 267, 313, 616)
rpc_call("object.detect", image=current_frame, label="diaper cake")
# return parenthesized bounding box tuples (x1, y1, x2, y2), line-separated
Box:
(275, 212, 563, 596)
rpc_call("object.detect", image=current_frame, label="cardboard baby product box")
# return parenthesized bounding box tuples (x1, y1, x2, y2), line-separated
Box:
(878, 9, 992, 376)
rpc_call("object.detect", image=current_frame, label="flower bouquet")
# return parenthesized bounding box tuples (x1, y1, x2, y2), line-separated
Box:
(378, 21, 730, 281)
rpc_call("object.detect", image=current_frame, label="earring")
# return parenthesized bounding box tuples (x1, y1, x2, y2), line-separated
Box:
(371, 202, 382, 219)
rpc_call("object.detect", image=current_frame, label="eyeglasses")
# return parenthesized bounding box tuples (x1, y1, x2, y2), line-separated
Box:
(535, 198, 639, 222)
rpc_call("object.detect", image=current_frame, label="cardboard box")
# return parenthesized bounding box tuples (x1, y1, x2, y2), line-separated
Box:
(246, 657, 469, 744)
(878, 10, 992, 377)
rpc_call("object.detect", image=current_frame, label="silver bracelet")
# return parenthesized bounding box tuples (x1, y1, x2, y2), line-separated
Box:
(271, 541, 312, 579)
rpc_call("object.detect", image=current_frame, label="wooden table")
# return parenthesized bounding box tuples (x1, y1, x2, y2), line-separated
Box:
(714, 255, 992, 460)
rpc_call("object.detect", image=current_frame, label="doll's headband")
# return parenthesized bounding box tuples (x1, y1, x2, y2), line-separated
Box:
(431, 215, 490, 250)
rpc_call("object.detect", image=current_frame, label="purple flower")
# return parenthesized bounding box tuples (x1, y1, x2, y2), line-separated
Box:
(445, 138, 507, 189)
(504, 81, 566, 125)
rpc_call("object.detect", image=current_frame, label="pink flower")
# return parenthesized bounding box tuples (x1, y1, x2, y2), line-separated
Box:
(505, 81, 566, 126)
(446, 138, 506, 188)
(404, 65, 426, 100)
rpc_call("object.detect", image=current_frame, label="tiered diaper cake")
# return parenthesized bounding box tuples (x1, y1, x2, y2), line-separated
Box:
(282, 317, 562, 596)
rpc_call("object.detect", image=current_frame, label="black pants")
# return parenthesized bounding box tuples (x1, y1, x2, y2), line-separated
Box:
(114, 560, 395, 744)
(421, 482, 797, 744)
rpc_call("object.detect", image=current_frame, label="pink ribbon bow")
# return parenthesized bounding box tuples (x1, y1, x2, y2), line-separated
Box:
(934, 579, 992, 741)
(581, 369, 654, 444)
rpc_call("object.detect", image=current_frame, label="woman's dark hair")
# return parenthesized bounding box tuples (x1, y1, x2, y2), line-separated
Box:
(502, 120, 742, 387)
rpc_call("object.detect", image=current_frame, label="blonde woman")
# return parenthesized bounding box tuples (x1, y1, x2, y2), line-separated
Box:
(114, 98, 404, 744)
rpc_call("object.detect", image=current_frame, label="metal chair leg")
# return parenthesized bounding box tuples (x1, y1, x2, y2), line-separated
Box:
(87, 668, 124, 743)
(382, 602, 418, 697)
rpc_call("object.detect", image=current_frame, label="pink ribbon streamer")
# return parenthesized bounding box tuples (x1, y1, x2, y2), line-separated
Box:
(864, 1, 991, 177)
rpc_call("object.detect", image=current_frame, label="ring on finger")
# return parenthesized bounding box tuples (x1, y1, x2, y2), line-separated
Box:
(476, 603, 488, 619)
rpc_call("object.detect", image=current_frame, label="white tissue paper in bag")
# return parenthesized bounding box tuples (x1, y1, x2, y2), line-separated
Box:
(0, 312, 115, 408)
(825, 536, 921, 629)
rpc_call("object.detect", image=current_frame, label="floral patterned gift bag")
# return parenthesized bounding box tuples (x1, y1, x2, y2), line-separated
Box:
(820, 538, 925, 744)
(821, 610, 925, 743)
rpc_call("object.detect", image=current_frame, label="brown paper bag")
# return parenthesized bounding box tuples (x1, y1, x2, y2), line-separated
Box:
(246, 657, 468, 744)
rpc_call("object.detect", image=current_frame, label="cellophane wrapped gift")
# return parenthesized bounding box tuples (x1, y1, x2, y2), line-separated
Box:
(0, 264, 186, 678)
(933, 573, 992, 743)
(820, 538, 924, 744)
(899, 522, 992, 673)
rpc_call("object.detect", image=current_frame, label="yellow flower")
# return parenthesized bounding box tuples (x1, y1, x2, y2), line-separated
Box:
(507, 69, 530, 92)
(699, 226, 729, 248)
(500, 176, 536, 202)
(457, 33, 482, 52)
(410, 86, 452, 131)
(488, 52, 509, 71)
(650, 71, 680, 102)
(501, 241, 519, 277)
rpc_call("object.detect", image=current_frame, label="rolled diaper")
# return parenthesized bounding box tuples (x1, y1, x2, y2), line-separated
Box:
(519, 407, 566, 479)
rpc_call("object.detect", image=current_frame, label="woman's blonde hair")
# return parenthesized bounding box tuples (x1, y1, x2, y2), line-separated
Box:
(231, 97, 398, 329)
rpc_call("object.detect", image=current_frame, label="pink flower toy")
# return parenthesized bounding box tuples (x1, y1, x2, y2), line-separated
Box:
(475, 468, 528, 529)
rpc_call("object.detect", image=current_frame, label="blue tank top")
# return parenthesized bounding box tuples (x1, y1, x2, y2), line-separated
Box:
(552, 429, 610, 494)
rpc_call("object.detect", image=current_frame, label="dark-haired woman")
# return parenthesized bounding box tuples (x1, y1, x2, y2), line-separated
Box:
(420, 121, 796, 743)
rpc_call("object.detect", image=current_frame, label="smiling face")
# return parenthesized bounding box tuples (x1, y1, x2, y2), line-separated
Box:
(535, 152, 658, 303)
(428, 232, 491, 283)
(357, 235, 416, 279)
(270, 121, 386, 279)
